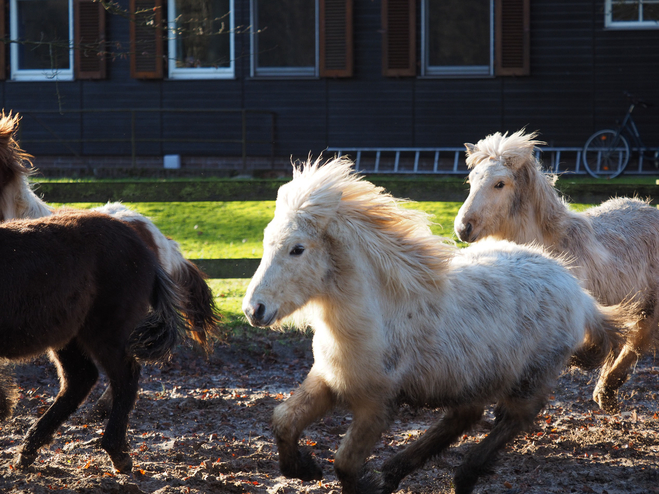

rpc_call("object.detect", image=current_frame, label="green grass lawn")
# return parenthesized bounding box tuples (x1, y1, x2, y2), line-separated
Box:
(58, 200, 596, 328)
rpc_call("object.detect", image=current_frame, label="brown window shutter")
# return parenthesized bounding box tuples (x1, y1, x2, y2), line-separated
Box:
(495, 0, 530, 76)
(0, 0, 5, 80)
(130, 0, 163, 79)
(320, 0, 353, 77)
(74, 0, 106, 79)
(382, 0, 416, 77)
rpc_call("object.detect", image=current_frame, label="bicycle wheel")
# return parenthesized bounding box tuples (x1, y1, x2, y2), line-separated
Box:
(582, 130, 630, 179)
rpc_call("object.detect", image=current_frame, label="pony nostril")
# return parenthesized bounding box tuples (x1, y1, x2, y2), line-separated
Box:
(254, 303, 266, 321)
(457, 222, 472, 241)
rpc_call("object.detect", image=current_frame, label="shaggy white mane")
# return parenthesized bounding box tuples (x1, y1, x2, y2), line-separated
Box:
(466, 129, 546, 169)
(277, 157, 455, 295)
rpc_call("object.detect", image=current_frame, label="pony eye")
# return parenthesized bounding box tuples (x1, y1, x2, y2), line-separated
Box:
(290, 245, 305, 256)
(494, 181, 505, 189)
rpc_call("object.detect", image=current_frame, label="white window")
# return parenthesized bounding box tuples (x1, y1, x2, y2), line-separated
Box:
(167, 0, 234, 79)
(250, 0, 319, 78)
(421, 0, 494, 77)
(10, 0, 74, 81)
(605, 0, 659, 29)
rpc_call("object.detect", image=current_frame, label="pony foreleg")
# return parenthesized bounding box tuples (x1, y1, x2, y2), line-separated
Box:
(334, 402, 394, 494)
(16, 342, 99, 469)
(0, 365, 18, 421)
(380, 405, 484, 494)
(594, 317, 656, 414)
(271, 369, 336, 482)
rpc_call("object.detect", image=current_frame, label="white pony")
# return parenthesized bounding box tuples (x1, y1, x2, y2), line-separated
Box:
(243, 157, 627, 494)
(454, 129, 659, 414)
(0, 112, 219, 416)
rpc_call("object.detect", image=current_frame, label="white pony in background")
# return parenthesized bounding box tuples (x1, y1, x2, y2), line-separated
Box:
(243, 157, 627, 494)
(454, 130, 659, 414)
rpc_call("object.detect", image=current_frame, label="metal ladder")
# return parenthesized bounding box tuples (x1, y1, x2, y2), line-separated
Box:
(327, 146, 586, 175)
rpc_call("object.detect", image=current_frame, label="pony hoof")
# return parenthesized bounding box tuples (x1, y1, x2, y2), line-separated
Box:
(335, 468, 383, 494)
(280, 449, 322, 481)
(594, 387, 619, 414)
(110, 453, 133, 474)
(357, 470, 384, 494)
(14, 451, 37, 470)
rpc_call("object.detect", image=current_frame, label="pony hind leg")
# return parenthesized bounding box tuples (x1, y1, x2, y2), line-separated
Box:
(16, 341, 99, 469)
(380, 405, 484, 494)
(453, 393, 547, 494)
(94, 350, 141, 473)
(85, 385, 112, 422)
(594, 313, 658, 414)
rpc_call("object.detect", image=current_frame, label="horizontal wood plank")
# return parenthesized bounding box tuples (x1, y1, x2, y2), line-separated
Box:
(190, 258, 261, 279)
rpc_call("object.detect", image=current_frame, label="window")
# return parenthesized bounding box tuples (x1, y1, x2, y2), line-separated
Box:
(250, 0, 319, 77)
(421, 0, 493, 77)
(382, 0, 528, 78)
(9, 0, 74, 81)
(605, 0, 659, 29)
(167, 0, 234, 79)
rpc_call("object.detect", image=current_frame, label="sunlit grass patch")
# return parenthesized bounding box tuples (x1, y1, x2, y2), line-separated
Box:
(208, 279, 250, 328)
(54, 201, 274, 259)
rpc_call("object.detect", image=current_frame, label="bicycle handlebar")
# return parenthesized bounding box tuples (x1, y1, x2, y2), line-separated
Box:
(624, 90, 652, 108)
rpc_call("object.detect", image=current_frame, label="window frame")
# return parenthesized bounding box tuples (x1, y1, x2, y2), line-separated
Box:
(420, 0, 494, 78)
(9, 0, 75, 81)
(604, 0, 659, 29)
(249, 0, 320, 79)
(166, 0, 235, 80)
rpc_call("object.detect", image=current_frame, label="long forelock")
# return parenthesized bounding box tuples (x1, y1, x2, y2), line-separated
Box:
(467, 130, 545, 171)
(275, 156, 354, 224)
(279, 157, 456, 296)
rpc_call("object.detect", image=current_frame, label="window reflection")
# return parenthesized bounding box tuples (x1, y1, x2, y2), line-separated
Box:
(173, 0, 231, 69)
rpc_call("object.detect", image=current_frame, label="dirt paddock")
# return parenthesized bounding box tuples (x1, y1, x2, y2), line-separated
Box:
(1, 328, 658, 494)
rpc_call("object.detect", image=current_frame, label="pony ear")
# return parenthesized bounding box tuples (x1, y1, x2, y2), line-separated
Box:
(464, 143, 477, 156)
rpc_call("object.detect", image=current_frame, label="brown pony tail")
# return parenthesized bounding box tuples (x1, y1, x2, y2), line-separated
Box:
(129, 264, 188, 361)
(570, 301, 635, 370)
(173, 260, 221, 353)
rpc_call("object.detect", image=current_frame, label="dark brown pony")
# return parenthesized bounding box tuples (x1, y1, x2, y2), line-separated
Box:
(0, 210, 186, 473)
(0, 112, 219, 418)
(0, 112, 219, 350)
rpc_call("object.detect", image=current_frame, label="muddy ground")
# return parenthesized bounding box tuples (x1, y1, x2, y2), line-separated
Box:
(1, 327, 658, 494)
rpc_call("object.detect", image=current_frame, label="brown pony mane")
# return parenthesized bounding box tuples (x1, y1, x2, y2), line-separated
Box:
(277, 157, 456, 296)
(0, 112, 34, 189)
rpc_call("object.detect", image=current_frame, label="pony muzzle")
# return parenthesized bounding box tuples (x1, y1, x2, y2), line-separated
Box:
(243, 301, 276, 327)
(455, 221, 475, 243)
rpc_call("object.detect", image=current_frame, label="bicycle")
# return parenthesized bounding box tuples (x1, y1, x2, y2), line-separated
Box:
(582, 91, 659, 179)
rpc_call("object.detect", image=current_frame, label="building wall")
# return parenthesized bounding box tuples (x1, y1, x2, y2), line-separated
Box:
(2, 0, 658, 163)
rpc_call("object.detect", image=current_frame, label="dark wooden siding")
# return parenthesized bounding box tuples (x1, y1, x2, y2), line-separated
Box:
(2, 0, 658, 162)
(0, 0, 6, 81)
